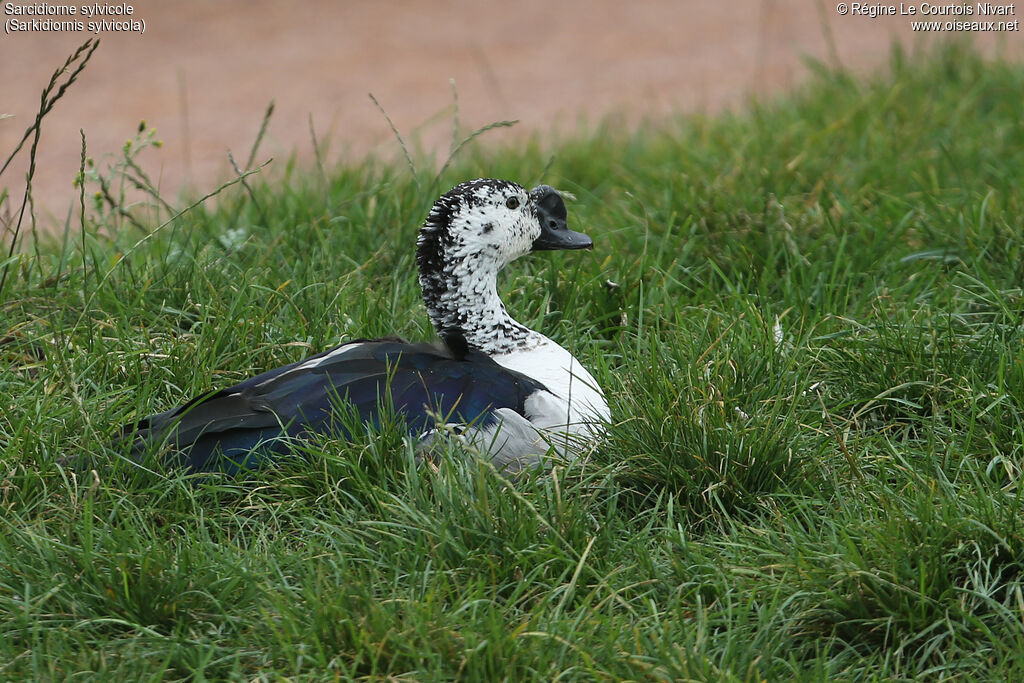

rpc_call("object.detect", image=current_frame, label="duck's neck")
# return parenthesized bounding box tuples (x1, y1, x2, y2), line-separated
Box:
(418, 251, 536, 355)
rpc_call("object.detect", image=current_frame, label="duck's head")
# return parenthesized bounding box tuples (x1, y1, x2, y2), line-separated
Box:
(417, 179, 592, 277)
(417, 179, 593, 349)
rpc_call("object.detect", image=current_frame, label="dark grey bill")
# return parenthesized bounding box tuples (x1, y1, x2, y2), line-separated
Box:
(529, 185, 593, 251)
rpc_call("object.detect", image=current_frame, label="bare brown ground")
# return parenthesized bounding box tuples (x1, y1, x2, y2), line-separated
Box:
(1, 0, 1021, 227)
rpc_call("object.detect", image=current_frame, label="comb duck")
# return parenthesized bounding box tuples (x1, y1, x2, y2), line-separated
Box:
(119, 179, 610, 475)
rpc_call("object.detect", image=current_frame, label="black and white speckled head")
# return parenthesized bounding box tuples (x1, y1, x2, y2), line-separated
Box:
(418, 179, 536, 278)
(417, 178, 591, 354)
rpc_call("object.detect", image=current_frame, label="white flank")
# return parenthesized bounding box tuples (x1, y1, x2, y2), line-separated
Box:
(494, 334, 609, 438)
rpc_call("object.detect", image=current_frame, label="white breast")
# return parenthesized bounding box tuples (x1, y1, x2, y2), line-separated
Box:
(491, 334, 609, 438)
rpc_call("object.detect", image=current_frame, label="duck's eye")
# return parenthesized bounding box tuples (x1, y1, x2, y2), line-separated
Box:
(505, 197, 520, 210)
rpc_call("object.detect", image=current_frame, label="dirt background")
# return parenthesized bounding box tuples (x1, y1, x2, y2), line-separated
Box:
(1, 0, 1021, 227)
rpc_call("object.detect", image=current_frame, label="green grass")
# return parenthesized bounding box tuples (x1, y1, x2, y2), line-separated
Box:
(3, 43, 1024, 680)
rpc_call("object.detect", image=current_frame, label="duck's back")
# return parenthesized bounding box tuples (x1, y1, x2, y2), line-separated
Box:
(125, 339, 549, 473)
